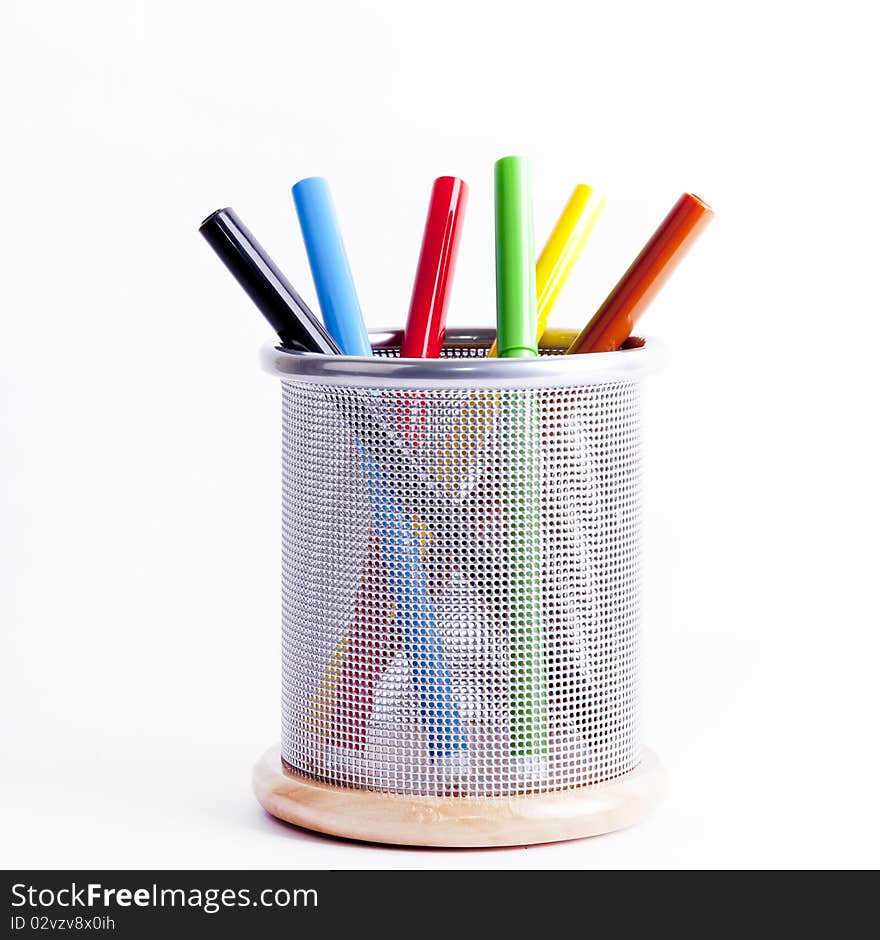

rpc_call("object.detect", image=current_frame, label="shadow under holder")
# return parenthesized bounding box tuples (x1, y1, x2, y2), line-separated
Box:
(254, 327, 665, 847)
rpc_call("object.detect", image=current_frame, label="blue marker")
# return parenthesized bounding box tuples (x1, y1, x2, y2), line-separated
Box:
(361, 452, 466, 763)
(292, 177, 373, 357)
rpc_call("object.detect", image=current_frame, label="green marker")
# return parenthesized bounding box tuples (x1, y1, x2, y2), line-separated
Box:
(494, 156, 538, 359)
(494, 156, 546, 766)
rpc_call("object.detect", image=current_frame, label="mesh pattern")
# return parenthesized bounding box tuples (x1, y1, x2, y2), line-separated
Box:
(280, 344, 643, 796)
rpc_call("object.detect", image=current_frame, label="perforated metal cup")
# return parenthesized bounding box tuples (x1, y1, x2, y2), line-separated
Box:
(261, 328, 657, 797)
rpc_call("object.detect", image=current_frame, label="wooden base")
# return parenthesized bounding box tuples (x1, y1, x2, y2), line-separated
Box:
(253, 745, 664, 847)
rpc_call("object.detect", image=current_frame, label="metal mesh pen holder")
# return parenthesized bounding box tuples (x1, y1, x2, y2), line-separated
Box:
(253, 328, 665, 846)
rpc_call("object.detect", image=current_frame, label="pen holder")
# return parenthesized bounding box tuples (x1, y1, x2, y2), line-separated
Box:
(253, 328, 664, 846)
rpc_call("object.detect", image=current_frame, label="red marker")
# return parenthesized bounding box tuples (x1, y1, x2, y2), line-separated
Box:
(401, 176, 469, 358)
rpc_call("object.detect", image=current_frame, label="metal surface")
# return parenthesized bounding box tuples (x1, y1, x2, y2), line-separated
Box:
(261, 327, 658, 389)
(277, 332, 647, 796)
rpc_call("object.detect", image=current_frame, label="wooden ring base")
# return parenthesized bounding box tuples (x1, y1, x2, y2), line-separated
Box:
(253, 745, 664, 847)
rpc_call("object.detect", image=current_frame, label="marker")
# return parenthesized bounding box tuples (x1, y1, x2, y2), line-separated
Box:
(487, 183, 605, 357)
(493, 157, 545, 764)
(199, 207, 341, 354)
(323, 537, 398, 751)
(508, 398, 545, 768)
(494, 156, 538, 358)
(287, 183, 465, 759)
(401, 176, 469, 358)
(360, 451, 466, 763)
(495, 157, 538, 358)
(566, 192, 714, 354)
(292, 177, 373, 357)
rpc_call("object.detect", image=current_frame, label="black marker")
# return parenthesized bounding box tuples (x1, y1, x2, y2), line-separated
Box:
(199, 207, 341, 354)
(199, 209, 496, 558)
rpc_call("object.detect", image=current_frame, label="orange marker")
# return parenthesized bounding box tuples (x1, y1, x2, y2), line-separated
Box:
(566, 193, 713, 354)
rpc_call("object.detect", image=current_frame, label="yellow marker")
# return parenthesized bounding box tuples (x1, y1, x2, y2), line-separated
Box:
(306, 635, 350, 739)
(434, 391, 501, 492)
(307, 598, 399, 740)
(487, 183, 605, 357)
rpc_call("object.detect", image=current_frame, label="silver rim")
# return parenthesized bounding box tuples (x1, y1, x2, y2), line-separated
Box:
(261, 328, 661, 389)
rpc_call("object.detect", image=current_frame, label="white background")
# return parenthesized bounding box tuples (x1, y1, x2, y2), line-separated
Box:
(3, 0, 878, 869)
